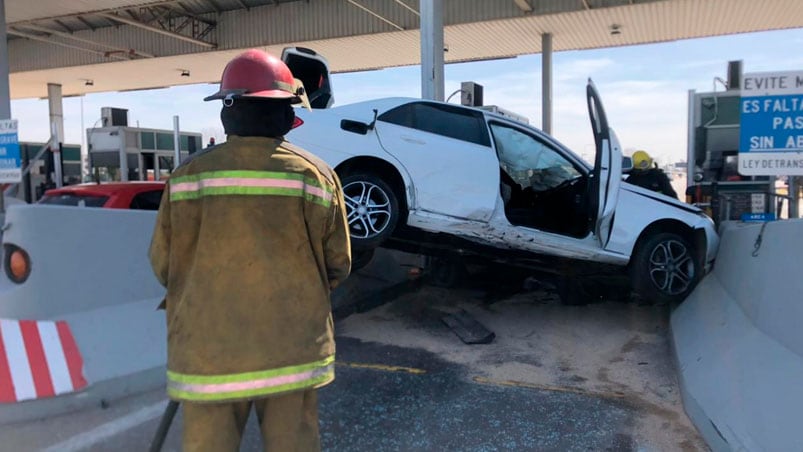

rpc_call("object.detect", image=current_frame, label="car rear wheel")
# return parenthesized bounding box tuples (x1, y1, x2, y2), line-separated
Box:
(630, 232, 700, 304)
(351, 248, 375, 272)
(340, 173, 400, 250)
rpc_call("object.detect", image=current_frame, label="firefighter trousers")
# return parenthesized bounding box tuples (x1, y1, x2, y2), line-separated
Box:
(181, 389, 320, 452)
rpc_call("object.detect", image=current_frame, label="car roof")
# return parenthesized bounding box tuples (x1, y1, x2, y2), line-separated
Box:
(44, 182, 165, 197)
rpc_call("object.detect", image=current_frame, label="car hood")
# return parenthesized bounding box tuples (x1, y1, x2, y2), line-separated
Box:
(620, 182, 701, 214)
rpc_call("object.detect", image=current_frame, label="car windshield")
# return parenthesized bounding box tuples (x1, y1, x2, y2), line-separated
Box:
(39, 193, 109, 207)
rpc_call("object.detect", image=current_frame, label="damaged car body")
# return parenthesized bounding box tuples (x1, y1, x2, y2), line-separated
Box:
(282, 47, 719, 304)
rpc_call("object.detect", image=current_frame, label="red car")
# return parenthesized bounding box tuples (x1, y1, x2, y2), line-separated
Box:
(38, 182, 166, 210)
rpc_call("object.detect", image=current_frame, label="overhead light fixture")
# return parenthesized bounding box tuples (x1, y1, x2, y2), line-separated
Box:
(514, 0, 533, 12)
(180, 69, 190, 77)
(610, 24, 622, 36)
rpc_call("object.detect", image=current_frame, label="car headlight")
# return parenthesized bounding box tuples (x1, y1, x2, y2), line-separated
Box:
(4, 245, 31, 284)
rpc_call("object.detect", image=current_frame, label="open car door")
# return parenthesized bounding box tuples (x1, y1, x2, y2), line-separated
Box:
(586, 79, 622, 248)
(281, 47, 334, 109)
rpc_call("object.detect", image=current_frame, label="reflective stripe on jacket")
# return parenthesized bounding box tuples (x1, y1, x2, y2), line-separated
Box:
(149, 135, 351, 402)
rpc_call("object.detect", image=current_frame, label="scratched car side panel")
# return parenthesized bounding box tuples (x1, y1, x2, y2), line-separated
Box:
(374, 119, 499, 222)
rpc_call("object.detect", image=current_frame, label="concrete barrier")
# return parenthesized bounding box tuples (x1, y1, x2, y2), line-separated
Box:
(0, 204, 416, 425)
(0, 205, 166, 424)
(672, 219, 803, 451)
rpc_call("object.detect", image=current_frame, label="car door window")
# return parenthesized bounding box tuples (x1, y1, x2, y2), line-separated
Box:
(378, 102, 491, 147)
(490, 123, 580, 191)
(129, 190, 164, 210)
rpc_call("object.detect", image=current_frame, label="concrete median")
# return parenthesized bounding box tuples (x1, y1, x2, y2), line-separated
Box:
(672, 219, 803, 451)
(0, 204, 415, 425)
(0, 205, 166, 424)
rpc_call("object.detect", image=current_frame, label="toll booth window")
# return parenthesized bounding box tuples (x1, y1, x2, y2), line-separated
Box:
(179, 135, 199, 153)
(378, 102, 491, 147)
(158, 156, 174, 180)
(39, 194, 109, 208)
(156, 133, 174, 151)
(141, 132, 156, 150)
(90, 151, 121, 182)
(722, 154, 743, 181)
(128, 153, 142, 181)
(129, 190, 164, 211)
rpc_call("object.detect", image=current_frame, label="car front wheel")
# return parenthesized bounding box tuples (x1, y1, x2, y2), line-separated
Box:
(340, 173, 400, 250)
(630, 232, 700, 304)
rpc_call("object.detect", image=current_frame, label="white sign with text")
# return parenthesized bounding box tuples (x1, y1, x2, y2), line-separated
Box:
(739, 70, 803, 176)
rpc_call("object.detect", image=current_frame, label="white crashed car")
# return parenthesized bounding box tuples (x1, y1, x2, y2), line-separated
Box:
(283, 48, 718, 303)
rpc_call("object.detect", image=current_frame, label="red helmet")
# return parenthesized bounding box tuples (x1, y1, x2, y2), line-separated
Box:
(204, 49, 301, 103)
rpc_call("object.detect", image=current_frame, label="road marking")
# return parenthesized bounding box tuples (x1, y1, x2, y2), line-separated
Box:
(473, 376, 627, 400)
(337, 362, 427, 375)
(42, 400, 168, 452)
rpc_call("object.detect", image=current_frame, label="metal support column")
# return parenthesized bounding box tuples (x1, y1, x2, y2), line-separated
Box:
(789, 176, 799, 218)
(0, 0, 10, 212)
(420, 0, 444, 101)
(0, 0, 10, 121)
(173, 115, 181, 168)
(47, 83, 64, 187)
(541, 33, 553, 134)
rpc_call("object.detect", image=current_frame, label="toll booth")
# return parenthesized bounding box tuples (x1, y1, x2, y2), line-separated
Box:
(86, 108, 201, 182)
(4, 142, 83, 203)
(686, 61, 778, 225)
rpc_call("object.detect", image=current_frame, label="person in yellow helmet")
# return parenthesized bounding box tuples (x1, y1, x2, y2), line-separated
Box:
(625, 150, 678, 199)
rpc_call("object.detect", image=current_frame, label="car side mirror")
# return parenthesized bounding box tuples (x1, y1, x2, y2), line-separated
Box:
(340, 119, 370, 135)
(621, 156, 634, 174)
(694, 172, 704, 183)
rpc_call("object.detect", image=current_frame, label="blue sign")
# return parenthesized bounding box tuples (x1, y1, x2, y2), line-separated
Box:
(740, 212, 776, 222)
(0, 119, 21, 183)
(739, 70, 803, 176)
(739, 95, 803, 152)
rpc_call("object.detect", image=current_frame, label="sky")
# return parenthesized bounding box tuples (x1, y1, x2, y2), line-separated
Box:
(9, 27, 803, 166)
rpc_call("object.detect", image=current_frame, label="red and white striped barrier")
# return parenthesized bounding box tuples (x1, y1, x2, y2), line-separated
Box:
(0, 319, 87, 403)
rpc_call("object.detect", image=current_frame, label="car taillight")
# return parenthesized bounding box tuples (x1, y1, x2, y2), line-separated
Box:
(4, 245, 31, 284)
(292, 117, 304, 129)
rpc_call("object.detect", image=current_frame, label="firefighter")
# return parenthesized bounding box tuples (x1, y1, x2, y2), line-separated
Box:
(149, 49, 351, 452)
(626, 150, 678, 199)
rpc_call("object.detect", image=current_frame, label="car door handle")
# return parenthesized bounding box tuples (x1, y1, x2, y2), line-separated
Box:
(400, 136, 426, 145)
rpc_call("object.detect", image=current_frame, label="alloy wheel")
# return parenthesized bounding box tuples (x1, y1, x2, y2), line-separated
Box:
(342, 180, 392, 239)
(648, 239, 695, 296)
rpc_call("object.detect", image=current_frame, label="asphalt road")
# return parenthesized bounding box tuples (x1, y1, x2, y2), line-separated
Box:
(17, 338, 637, 452)
(1, 282, 705, 451)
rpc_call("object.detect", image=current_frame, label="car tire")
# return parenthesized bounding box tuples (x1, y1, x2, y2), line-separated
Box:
(351, 248, 375, 272)
(339, 173, 400, 250)
(630, 232, 700, 304)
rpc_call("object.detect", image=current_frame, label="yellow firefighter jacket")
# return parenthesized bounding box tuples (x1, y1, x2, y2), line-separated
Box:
(149, 135, 351, 403)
